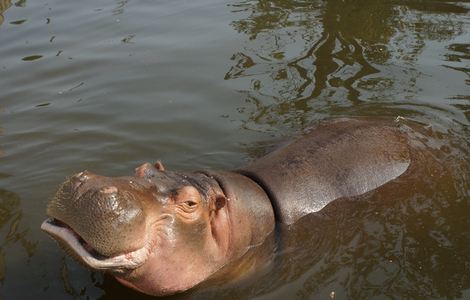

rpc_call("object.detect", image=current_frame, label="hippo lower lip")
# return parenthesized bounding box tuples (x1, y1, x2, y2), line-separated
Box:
(41, 218, 150, 270)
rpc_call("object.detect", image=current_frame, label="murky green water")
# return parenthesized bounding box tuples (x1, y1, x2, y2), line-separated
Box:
(0, 0, 468, 299)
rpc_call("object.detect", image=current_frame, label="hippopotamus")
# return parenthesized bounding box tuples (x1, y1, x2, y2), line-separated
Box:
(41, 117, 420, 296)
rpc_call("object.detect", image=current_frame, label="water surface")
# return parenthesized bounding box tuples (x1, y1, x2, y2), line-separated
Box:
(0, 0, 468, 299)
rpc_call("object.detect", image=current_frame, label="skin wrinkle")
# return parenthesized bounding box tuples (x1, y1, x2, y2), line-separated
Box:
(171, 187, 205, 222)
(151, 214, 176, 248)
(199, 170, 275, 259)
(118, 215, 176, 281)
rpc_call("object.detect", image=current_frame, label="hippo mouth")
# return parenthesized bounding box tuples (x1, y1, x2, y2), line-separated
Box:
(41, 217, 150, 270)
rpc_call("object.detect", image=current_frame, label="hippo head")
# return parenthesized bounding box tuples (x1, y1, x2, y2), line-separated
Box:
(41, 162, 235, 296)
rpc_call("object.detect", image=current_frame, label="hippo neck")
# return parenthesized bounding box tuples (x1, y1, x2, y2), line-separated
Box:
(197, 170, 275, 260)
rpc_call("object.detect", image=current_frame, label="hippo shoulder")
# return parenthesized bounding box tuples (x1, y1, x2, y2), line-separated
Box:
(238, 118, 411, 225)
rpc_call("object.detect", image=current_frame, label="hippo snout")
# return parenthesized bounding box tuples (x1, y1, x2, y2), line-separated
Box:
(45, 173, 153, 258)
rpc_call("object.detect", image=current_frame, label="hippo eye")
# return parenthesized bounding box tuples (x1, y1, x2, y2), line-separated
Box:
(185, 200, 197, 207)
(174, 186, 201, 214)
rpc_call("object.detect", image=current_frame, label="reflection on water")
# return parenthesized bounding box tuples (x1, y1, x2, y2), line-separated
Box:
(0, 0, 11, 26)
(21, 55, 43, 61)
(0, 96, 38, 297)
(112, 0, 129, 15)
(0, 176, 37, 293)
(226, 0, 469, 132)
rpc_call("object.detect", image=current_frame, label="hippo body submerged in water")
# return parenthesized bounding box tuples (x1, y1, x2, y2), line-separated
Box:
(42, 118, 431, 296)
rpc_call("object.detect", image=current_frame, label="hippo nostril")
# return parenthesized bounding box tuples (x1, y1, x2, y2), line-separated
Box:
(100, 186, 118, 195)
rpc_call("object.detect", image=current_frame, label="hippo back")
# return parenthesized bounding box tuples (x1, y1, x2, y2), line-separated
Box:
(238, 118, 411, 225)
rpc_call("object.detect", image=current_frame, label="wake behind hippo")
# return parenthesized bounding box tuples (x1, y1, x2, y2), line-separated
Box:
(42, 117, 428, 296)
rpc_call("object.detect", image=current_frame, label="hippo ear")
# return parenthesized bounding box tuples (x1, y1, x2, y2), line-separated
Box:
(209, 194, 229, 251)
(214, 195, 226, 211)
(154, 160, 165, 172)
